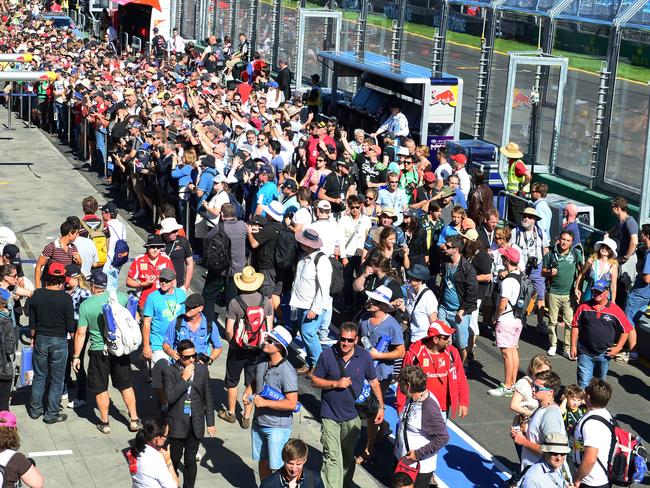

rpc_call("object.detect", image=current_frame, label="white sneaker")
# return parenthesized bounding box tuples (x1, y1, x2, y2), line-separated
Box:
(60, 393, 69, 401)
(487, 384, 514, 397)
(547, 346, 557, 356)
(196, 446, 204, 461)
(67, 399, 87, 409)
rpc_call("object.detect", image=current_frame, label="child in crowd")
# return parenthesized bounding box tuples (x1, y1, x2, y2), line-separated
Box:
(560, 383, 587, 473)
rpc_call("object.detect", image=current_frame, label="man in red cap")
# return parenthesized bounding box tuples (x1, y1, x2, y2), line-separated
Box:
(396, 320, 470, 420)
(450, 153, 471, 200)
(489, 246, 524, 397)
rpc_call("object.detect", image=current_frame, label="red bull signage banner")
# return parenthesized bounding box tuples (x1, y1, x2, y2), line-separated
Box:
(430, 85, 458, 107)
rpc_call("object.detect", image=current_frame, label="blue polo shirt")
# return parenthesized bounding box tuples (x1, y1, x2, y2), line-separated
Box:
(255, 182, 280, 216)
(143, 288, 186, 351)
(313, 345, 376, 422)
(163, 313, 223, 355)
(196, 167, 217, 210)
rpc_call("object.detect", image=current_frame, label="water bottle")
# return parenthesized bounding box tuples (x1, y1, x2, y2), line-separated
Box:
(356, 336, 390, 404)
(248, 385, 302, 413)
(361, 336, 372, 350)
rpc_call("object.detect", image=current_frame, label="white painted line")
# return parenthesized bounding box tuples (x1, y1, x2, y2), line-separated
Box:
(448, 421, 512, 476)
(28, 450, 74, 457)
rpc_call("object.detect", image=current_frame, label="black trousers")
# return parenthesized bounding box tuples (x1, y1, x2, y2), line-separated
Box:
(170, 426, 201, 488)
(0, 379, 12, 411)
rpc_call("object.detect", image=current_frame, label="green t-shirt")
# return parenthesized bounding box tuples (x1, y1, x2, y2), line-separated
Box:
(543, 246, 583, 295)
(78, 291, 129, 351)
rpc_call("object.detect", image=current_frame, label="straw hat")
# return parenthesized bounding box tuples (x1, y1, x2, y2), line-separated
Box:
(234, 266, 265, 291)
(521, 207, 541, 221)
(500, 142, 524, 159)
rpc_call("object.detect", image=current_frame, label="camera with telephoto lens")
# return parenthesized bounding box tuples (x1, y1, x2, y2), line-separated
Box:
(525, 256, 539, 275)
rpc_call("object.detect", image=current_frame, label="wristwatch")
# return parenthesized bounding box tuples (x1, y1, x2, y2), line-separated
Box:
(378, 405, 385, 410)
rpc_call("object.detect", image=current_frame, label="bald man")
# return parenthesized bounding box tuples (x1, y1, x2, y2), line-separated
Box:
(562, 203, 581, 249)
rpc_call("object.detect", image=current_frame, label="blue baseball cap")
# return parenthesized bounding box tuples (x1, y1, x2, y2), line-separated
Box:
(592, 279, 609, 293)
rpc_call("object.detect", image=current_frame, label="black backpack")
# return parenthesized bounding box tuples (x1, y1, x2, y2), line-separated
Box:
(204, 221, 231, 275)
(504, 272, 535, 320)
(315, 252, 344, 296)
(274, 224, 298, 271)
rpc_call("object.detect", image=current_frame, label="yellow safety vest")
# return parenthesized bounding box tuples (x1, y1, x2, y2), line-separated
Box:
(507, 159, 529, 195)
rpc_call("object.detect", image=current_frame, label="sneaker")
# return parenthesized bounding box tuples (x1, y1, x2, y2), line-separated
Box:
(563, 350, 576, 361)
(217, 409, 236, 424)
(547, 346, 557, 356)
(67, 399, 87, 409)
(43, 414, 68, 424)
(132, 209, 147, 219)
(60, 393, 68, 401)
(615, 351, 630, 363)
(487, 384, 514, 397)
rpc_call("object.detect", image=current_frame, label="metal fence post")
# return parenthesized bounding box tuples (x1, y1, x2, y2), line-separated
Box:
(83, 118, 89, 161)
(4, 92, 13, 131)
(67, 103, 72, 145)
(184, 202, 191, 238)
(27, 88, 32, 128)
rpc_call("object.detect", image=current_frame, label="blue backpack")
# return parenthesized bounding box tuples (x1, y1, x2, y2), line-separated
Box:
(227, 191, 245, 220)
(109, 223, 130, 268)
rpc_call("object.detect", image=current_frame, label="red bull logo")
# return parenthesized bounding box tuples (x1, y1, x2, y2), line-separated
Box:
(431, 88, 456, 106)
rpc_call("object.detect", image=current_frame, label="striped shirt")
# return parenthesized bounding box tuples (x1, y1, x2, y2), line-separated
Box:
(41, 238, 78, 266)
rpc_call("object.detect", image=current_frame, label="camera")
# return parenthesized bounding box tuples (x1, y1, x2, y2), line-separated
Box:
(197, 353, 211, 365)
(526, 256, 539, 274)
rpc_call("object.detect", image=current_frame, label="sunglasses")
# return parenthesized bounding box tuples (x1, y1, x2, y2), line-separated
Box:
(159, 278, 173, 284)
(349, 205, 361, 210)
(180, 353, 197, 360)
(339, 337, 356, 343)
(437, 335, 451, 341)
(365, 196, 375, 201)
(265, 338, 280, 347)
(445, 244, 455, 249)
(533, 384, 553, 393)
(548, 452, 568, 457)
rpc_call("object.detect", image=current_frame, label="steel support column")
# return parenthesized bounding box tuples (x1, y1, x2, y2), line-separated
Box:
(249, 0, 259, 54)
(638, 82, 650, 224)
(476, 6, 500, 140)
(394, 0, 407, 60)
(437, 0, 450, 72)
(355, 0, 368, 55)
(271, 0, 282, 68)
(230, 0, 238, 44)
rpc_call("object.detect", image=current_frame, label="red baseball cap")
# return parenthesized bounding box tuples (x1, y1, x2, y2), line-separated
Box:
(499, 246, 521, 264)
(451, 153, 467, 165)
(426, 320, 455, 338)
(423, 171, 435, 183)
(48, 262, 66, 276)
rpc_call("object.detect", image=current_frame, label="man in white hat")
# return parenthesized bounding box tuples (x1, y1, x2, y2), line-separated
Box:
(244, 325, 298, 480)
(512, 206, 549, 332)
(160, 217, 194, 291)
(357, 285, 405, 462)
(518, 432, 572, 487)
(290, 229, 332, 376)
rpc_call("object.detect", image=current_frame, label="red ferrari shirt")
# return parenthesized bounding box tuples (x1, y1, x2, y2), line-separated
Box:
(127, 254, 174, 308)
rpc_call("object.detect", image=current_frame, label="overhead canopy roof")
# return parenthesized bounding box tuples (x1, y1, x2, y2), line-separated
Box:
(319, 50, 458, 84)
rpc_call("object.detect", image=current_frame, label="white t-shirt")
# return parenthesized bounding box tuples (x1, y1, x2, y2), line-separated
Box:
(434, 162, 453, 184)
(499, 271, 521, 316)
(292, 206, 313, 229)
(73, 236, 99, 278)
(131, 445, 177, 488)
(456, 167, 471, 199)
(574, 408, 614, 487)
(205, 190, 230, 227)
(513, 376, 538, 413)
(407, 287, 439, 342)
(308, 218, 341, 258)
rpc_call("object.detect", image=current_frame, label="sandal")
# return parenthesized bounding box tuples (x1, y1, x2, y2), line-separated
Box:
(96, 421, 111, 435)
(129, 418, 143, 432)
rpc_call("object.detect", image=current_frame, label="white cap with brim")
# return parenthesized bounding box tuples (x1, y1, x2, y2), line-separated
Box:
(365, 285, 393, 308)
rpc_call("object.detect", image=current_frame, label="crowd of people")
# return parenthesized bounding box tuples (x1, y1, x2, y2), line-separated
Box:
(0, 1, 648, 487)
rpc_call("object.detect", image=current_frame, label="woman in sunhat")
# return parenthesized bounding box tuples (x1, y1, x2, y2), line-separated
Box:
(575, 237, 618, 304)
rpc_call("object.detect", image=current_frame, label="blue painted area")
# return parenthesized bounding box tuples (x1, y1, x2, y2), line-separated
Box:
(382, 384, 511, 488)
(290, 337, 511, 487)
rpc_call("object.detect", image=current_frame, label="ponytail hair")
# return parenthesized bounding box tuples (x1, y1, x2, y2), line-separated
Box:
(131, 418, 167, 459)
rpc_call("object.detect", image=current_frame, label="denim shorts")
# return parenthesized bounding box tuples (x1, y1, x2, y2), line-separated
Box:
(251, 422, 292, 470)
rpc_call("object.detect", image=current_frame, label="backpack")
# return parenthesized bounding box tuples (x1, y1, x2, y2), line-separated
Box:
(102, 290, 142, 356)
(580, 415, 648, 486)
(233, 295, 267, 349)
(204, 221, 232, 275)
(174, 316, 214, 348)
(80, 220, 108, 266)
(227, 191, 245, 220)
(274, 224, 297, 271)
(0, 449, 17, 486)
(108, 223, 130, 268)
(504, 272, 535, 320)
(315, 252, 344, 296)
